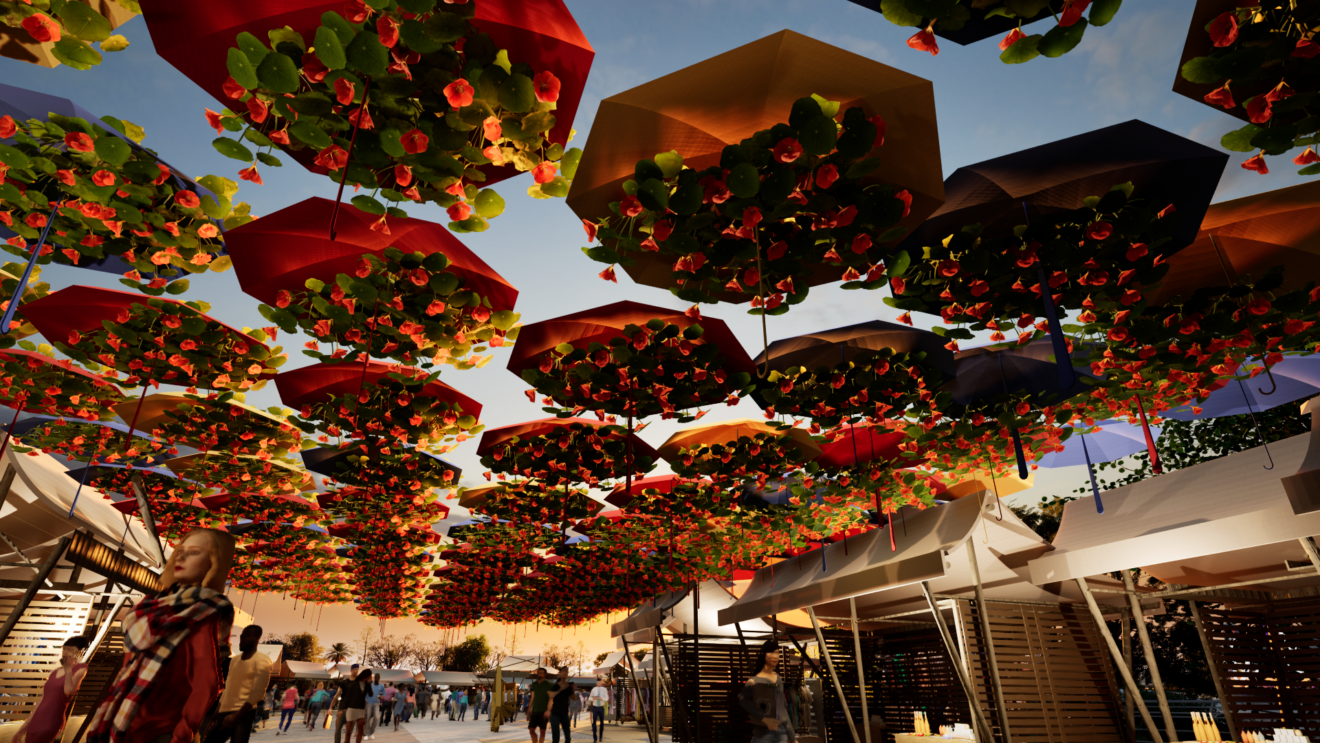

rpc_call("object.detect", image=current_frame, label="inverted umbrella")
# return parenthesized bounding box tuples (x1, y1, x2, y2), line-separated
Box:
(1147, 181, 1320, 305)
(1036, 419, 1164, 513)
(1164, 356, 1320, 419)
(226, 197, 517, 310)
(567, 29, 943, 292)
(476, 417, 658, 461)
(274, 361, 481, 419)
(753, 319, 955, 377)
(161, 452, 316, 495)
(657, 418, 820, 462)
(113, 392, 301, 460)
(300, 444, 461, 487)
(815, 423, 919, 468)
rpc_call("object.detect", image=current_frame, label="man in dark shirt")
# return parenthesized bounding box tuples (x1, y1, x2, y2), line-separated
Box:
(527, 668, 555, 743)
(547, 667, 575, 743)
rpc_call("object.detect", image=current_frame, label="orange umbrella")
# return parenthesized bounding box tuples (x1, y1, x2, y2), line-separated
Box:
(1147, 181, 1320, 305)
(566, 29, 943, 292)
(0, 0, 136, 69)
(657, 418, 820, 462)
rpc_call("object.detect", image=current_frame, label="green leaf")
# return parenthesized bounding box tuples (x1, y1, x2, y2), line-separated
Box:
(164, 279, 190, 296)
(1038, 19, 1087, 58)
(521, 111, 556, 135)
(636, 178, 669, 212)
(398, 19, 443, 54)
(345, 31, 388, 76)
(58, 1, 112, 41)
(888, 250, 911, 277)
(846, 157, 882, 179)
(540, 176, 569, 199)
(290, 120, 332, 149)
(351, 195, 386, 215)
(51, 38, 102, 70)
(199, 194, 231, 220)
(1000, 35, 1041, 64)
(654, 150, 683, 178)
(1180, 56, 1221, 84)
(268, 26, 306, 52)
(1004, 0, 1052, 17)
(256, 152, 284, 168)
(100, 35, 130, 52)
(93, 136, 131, 166)
(810, 94, 841, 119)
(199, 175, 240, 200)
(226, 47, 259, 90)
(493, 49, 512, 74)
(314, 26, 346, 70)
(1221, 124, 1261, 153)
(1299, 163, 1320, 176)
(879, 0, 923, 27)
(498, 74, 536, 114)
(212, 138, 254, 162)
(320, 11, 356, 46)
(235, 31, 269, 65)
(1089, 0, 1122, 26)
(0, 144, 29, 170)
(397, 0, 436, 12)
(727, 162, 760, 198)
(473, 189, 505, 219)
(561, 148, 583, 181)
(257, 52, 300, 94)
(798, 115, 838, 156)
(423, 12, 467, 43)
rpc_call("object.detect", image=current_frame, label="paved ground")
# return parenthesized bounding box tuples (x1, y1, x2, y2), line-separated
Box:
(249, 710, 664, 743)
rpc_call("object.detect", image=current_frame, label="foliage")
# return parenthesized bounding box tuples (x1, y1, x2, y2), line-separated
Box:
(11, 417, 165, 464)
(409, 640, 447, 672)
(279, 631, 324, 663)
(1008, 495, 1074, 542)
(0, 114, 251, 292)
(442, 634, 490, 673)
(0, 0, 138, 69)
(134, 393, 303, 462)
(364, 632, 414, 669)
(479, 420, 654, 489)
(205, 2, 581, 229)
(755, 351, 932, 429)
(324, 642, 351, 665)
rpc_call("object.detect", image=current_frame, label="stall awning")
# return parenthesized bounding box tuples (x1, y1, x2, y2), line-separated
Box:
(376, 669, 419, 684)
(282, 660, 332, 679)
(1028, 431, 1320, 588)
(718, 493, 986, 626)
(612, 580, 774, 640)
(421, 671, 480, 685)
(593, 651, 626, 676)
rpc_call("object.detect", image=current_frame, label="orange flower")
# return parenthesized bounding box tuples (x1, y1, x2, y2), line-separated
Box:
(907, 25, 938, 55)
(21, 13, 60, 43)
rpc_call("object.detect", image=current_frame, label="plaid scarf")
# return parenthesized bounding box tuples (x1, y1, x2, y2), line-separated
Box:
(87, 585, 231, 743)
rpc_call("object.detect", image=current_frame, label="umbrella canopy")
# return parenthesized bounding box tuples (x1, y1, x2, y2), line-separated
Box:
(300, 445, 461, 486)
(161, 452, 316, 495)
(752, 319, 955, 377)
(940, 338, 1096, 408)
(567, 29, 943, 290)
(476, 417, 659, 462)
(138, 0, 592, 180)
(1036, 420, 1163, 468)
(1163, 356, 1320, 421)
(815, 422, 917, 468)
(1147, 182, 1320, 305)
(1171, 0, 1263, 125)
(0, 349, 117, 410)
(0, 1, 137, 69)
(226, 197, 517, 311)
(273, 361, 481, 418)
(604, 474, 702, 509)
(899, 120, 1226, 255)
(656, 418, 820, 462)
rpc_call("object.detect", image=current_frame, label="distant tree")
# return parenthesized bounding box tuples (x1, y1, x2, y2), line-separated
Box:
(633, 649, 646, 662)
(365, 633, 414, 669)
(411, 640, 447, 671)
(1009, 495, 1074, 543)
(356, 627, 376, 665)
(541, 644, 566, 670)
(324, 643, 351, 665)
(443, 635, 491, 672)
(280, 632, 323, 663)
(594, 652, 610, 667)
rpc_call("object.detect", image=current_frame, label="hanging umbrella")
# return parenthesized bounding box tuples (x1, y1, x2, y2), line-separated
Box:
(604, 474, 697, 509)
(1171, 0, 1271, 125)
(10, 414, 165, 464)
(161, 452, 317, 495)
(300, 445, 461, 487)
(476, 417, 659, 462)
(274, 360, 480, 416)
(0, 1, 137, 69)
(567, 29, 944, 293)
(752, 319, 955, 377)
(225, 197, 518, 310)
(1164, 356, 1320, 420)
(138, 0, 592, 182)
(656, 418, 820, 463)
(815, 423, 919, 468)
(1036, 418, 1164, 514)
(942, 469, 1033, 499)
(1147, 181, 1320, 305)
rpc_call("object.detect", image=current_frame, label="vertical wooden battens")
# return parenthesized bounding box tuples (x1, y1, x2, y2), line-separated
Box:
(1122, 571, 1177, 742)
(808, 605, 862, 743)
(1187, 600, 1238, 743)
(1075, 577, 1164, 743)
(966, 537, 1012, 743)
(921, 581, 995, 743)
(0, 535, 70, 649)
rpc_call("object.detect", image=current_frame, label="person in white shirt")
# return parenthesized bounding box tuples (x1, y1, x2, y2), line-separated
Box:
(205, 625, 272, 743)
(588, 679, 611, 743)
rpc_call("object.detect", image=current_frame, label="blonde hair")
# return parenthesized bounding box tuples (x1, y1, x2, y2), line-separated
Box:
(160, 528, 235, 593)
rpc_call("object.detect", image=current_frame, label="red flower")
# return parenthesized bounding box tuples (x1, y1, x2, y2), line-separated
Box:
(443, 79, 474, 109)
(1203, 82, 1234, 110)
(890, 277, 906, 295)
(870, 115, 887, 148)
(222, 76, 247, 100)
(175, 191, 201, 209)
(1060, 0, 1091, 27)
(907, 26, 939, 55)
(851, 234, 872, 255)
(1087, 221, 1113, 241)
(1208, 12, 1238, 47)
(81, 235, 103, 248)
(482, 116, 502, 143)
(1247, 297, 1271, 315)
(620, 195, 643, 218)
(246, 97, 268, 124)
(1295, 147, 1320, 165)
(896, 189, 913, 218)
(815, 164, 838, 190)
(1245, 95, 1272, 124)
(447, 202, 471, 222)
(315, 144, 349, 170)
(1107, 327, 1129, 343)
(376, 15, 399, 48)
(301, 53, 329, 83)
(400, 129, 428, 155)
(64, 132, 94, 152)
(653, 220, 673, 241)
(533, 71, 561, 103)
(238, 166, 263, 185)
(268, 129, 290, 145)
(203, 108, 227, 135)
(0, 116, 14, 139)
(22, 13, 60, 43)
(773, 138, 802, 164)
(582, 219, 598, 242)
(1241, 152, 1269, 174)
(394, 164, 412, 187)
(999, 28, 1026, 50)
(1294, 38, 1320, 59)
(1266, 81, 1294, 102)
(25, 213, 45, 228)
(532, 161, 557, 184)
(92, 170, 115, 186)
(335, 78, 356, 106)
(1126, 243, 1148, 261)
(599, 265, 617, 283)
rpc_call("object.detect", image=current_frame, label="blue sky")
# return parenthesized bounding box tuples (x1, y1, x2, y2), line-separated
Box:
(0, 0, 1291, 514)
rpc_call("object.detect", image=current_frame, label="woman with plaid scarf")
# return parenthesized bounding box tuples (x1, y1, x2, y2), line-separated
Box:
(87, 529, 236, 743)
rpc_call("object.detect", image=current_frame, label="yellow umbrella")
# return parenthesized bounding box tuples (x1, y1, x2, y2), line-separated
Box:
(941, 468, 1034, 499)
(657, 418, 821, 462)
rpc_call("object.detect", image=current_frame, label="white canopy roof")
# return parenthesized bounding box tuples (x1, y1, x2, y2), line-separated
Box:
(1028, 430, 1320, 588)
(593, 651, 626, 675)
(283, 660, 332, 679)
(421, 671, 480, 685)
(612, 580, 775, 641)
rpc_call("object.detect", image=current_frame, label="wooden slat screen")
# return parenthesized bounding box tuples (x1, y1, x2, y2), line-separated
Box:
(958, 600, 1126, 743)
(1200, 596, 1320, 737)
(0, 599, 92, 723)
(873, 626, 972, 743)
(669, 633, 806, 743)
(817, 628, 881, 743)
(71, 625, 124, 716)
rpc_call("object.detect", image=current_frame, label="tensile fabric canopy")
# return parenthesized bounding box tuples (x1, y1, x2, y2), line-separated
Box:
(226, 197, 517, 310)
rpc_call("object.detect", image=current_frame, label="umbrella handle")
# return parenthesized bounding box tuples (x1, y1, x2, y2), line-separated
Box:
(1, 198, 64, 335)
(1238, 378, 1275, 470)
(1134, 395, 1162, 475)
(1258, 364, 1278, 396)
(1080, 434, 1103, 514)
(68, 457, 94, 518)
(329, 77, 373, 242)
(1023, 201, 1076, 390)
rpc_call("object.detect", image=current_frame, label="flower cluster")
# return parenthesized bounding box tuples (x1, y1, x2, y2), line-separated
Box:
(479, 420, 653, 489)
(0, 0, 135, 70)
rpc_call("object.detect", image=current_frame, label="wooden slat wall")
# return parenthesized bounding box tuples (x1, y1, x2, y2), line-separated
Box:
(874, 626, 972, 743)
(1200, 596, 1320, 737)
(669, 634, 806, 743)
(959, 601, 1126, 743)
(818, 628, 881, 743)
(71, 625, 124, 716)
(0, 599, 92, 723)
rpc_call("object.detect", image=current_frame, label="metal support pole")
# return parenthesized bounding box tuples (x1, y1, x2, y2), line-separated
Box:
(83, 594, 128, 662)
(808, 606, 862, 743)
(1075, 578, 1164, 743)
(656, 627, 689, 741)
(692, 583, 700, 743)
(0, 535, 70, 648)
(921, 582, 995, 743)
(1188, 600, 1239, 743)
(1123, 571, 1177, 743)
(967, 537, 1012, 743)
(130, 475, 166, 567)
(621, 634, 655, 743)
(1300, 536, 1320, 573)
(1121, 615, 1135, 739)
(849, 598, 873, 743)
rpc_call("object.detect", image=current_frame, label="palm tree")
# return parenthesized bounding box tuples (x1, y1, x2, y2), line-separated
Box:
(324, 642, 351, 666)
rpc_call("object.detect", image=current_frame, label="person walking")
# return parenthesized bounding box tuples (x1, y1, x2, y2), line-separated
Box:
(527, 668, 555, 743)
(569, 688, 582, 730)
(588, 680, 610, 743)
(205, 625, 272, 743)
(380, 683, 395, 727)
(416, 685, 430, 722)
(458, 689, 469, 722)
(472, 687, 482, 722)
(547, 668, 575, 743)
(391, 686, 409, 733)
(12, 635, 89, 743)
(431, 689, 443, 720)
(277, 684, 299, 735)
(306, 683, 330, 729)
(405, 687, 417, 722)
(339, 668, 372, 743)
(365, 674, 382, 740)
(262, 686, 277, 730)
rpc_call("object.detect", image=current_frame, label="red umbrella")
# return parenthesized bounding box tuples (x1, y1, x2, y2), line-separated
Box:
(138, 0, 592, 180)
(816, 423, 922, 468)
(604, 474, 707, 509)
(274, 361, 481, 419)
(475, 417, 658, 461)
(226, 197, 517, 311)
